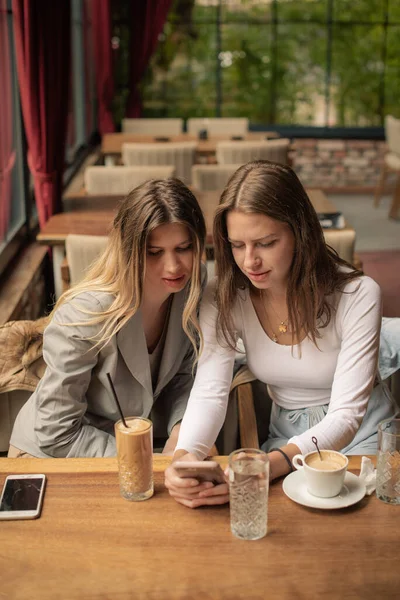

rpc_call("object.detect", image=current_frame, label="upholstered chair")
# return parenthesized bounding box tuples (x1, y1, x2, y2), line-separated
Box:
(122, 142, 197, 184)
(187, 118, 249, 137)
(84, 165, 175, 195)
(121, 118, 183, 136)
(216, 138, 290, 166)
(374, 115, 400, 219)
(191, 164, 241, 191)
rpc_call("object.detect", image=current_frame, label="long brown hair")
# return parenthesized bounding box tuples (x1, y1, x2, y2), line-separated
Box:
(53, 178, 206, 360)
(213, 160, 362, 349)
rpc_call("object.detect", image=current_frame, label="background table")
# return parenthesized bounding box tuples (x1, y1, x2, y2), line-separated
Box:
(0, 456, 398, 600)
(101, 132, 280, 160)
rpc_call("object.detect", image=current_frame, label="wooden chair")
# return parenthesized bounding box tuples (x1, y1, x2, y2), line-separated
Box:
(374, 115, 400, 220)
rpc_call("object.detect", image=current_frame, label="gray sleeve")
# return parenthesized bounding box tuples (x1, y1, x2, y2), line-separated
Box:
(33, 294, 116, 457)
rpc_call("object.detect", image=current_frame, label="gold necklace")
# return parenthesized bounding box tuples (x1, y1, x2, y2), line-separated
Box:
(259, 290, 290, 343)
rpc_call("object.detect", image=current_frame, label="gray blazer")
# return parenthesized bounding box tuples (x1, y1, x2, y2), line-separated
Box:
(10, 270, 205, 458)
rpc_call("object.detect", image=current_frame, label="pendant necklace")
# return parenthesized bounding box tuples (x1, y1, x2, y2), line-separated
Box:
(259, 290, 290, 343)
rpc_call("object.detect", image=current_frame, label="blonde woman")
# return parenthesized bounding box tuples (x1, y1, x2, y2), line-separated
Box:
(9, 179, 206, 458)
(165, 160, 396, 508)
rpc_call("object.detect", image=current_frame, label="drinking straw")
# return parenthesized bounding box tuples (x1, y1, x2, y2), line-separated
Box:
(106, 372, 128, 428)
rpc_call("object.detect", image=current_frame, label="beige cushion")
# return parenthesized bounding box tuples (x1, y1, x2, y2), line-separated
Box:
(216, 138, 290, 166)
(65, 234, 108, 286)
(187, 118, 249, 137)
(122, 142, 197, 184)
(385, 115, 400, 156)
(122, 118, 183, 136)
(84, 165, 176, 195)
(191, 164, 241, 191)
(385, 152, 400, 171)
(323, 229, 356, 264)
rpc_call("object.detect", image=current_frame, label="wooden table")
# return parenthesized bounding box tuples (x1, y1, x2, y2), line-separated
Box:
(0, 455, 398, 600)
(101, 132, 280, 160)
(39, 190, 355, 298)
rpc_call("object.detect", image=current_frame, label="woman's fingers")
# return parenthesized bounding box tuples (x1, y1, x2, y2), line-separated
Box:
(167, 481, 214, 498)
(173, 493, 230, 509)
(197, 482, 229, 498)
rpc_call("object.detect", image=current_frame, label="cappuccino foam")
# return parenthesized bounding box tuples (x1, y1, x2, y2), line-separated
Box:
(306, 451, 346, 471)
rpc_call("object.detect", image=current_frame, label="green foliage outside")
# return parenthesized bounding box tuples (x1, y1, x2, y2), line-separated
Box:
(127, 0, 400, 127)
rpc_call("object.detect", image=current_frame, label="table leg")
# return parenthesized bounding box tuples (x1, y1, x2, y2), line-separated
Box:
(388, 174, 400, 220)
(52, 246, 65, 300)
(104, 155, 117, 166)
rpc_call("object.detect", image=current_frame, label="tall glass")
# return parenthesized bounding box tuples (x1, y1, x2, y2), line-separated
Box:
(114, 417, 153, 501)
(376, 418, 400, 505)
(229, 448, 269, 540)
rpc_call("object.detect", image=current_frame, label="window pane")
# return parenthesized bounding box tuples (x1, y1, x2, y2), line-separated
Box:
(143, 23, 217, 118)
(221, 24, 272, 121)
(277, 0, 327, 22)
(333, 0, 386, 22)
(385, 25, 400, 118)
(275, 23, 327, 125)
(221, 0, 272, 22)
(0, 4, 26, 252)
(330, 24, 384, 125)
(389, 0, 400, 21)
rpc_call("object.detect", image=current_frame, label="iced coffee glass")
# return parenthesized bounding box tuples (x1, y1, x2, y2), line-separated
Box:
(114, 417, 153, 501)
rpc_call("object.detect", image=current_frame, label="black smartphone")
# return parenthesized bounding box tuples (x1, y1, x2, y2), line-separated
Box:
(0, 474, 46, 520)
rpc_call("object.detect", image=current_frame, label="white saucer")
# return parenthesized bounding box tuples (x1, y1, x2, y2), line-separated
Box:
(282, 470, 366, 510)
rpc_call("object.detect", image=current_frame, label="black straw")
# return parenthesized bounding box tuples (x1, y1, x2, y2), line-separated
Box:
(312, 436, 323, 461)
(106, 373, 128, 428)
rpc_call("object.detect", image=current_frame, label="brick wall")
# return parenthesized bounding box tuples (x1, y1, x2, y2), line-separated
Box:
(291, 139, 387, 191)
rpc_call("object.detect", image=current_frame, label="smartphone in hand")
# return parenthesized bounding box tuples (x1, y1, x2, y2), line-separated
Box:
(174, 461, 225, 485)
(0, 474, 46, 520)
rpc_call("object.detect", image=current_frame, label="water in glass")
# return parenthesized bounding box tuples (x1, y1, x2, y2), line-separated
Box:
(229, 454, 269, 540)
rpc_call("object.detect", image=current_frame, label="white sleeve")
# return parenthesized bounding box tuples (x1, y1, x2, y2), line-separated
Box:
(175, 280, 236, 458)
(288, 276, 382, 454)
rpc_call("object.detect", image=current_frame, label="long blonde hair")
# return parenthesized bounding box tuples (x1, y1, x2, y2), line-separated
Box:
(53, 178, 206, 359)
(213, 160, 363, 350)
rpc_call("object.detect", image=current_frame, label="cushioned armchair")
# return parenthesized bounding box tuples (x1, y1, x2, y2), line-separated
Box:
(121, 118, 183, 136)
(84, 165, 176, 195)
(122, 142, 197, 184)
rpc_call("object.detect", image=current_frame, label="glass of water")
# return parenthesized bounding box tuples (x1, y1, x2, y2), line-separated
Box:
(376, 418, 400, 505)
(229, 448, 269, 540)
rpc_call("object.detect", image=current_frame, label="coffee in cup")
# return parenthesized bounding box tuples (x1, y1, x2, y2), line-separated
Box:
(292, 449, 348, 498)
(114, 417, 153, 501)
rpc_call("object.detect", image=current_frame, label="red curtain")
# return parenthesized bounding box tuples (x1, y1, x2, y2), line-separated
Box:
(91, 0, 115, 134)
(12, 0, 71, 227)
(126, 0, 173, 118)
(0, 1, 16, 241)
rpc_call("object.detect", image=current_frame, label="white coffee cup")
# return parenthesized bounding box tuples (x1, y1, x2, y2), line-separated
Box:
(292, 450, 348, 498)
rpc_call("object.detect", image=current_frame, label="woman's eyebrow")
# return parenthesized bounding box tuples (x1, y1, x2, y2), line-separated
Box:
(147, 239, 192, 249)
(228, 233, 276, 243)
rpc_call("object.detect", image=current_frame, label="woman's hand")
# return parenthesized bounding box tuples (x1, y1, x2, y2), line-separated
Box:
(165, 452, 229, 509)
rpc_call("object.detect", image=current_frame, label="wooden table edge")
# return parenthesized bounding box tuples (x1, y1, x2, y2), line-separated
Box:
(0, 455, 373, 475)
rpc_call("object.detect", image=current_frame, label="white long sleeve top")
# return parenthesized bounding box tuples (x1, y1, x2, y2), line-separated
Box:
(176, 275, 382, 458)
